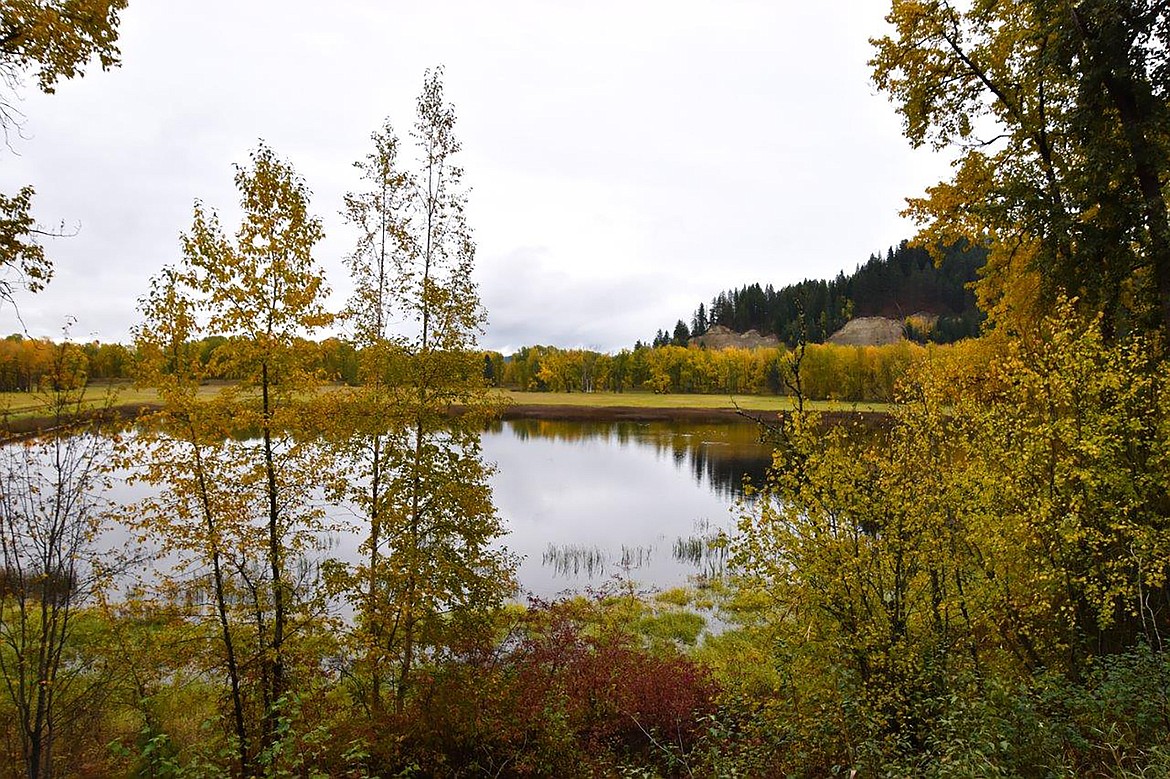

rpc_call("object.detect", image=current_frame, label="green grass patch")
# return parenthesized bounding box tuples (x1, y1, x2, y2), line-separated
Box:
(655, 587, 693, 607)
(2, 383, 890, 427)
(637, 610, 707, 647)
(0, 383, 163, 421)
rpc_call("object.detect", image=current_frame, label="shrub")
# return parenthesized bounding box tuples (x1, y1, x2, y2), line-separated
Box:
(363, 597, 719, 776)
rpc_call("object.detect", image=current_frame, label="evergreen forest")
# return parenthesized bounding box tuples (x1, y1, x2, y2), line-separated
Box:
(651, 240, 986, 348)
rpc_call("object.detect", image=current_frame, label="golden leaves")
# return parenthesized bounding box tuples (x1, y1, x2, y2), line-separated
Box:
(876, 0, 1170, 333)
(0, 0, 127, 95)
(739, 303, 1170, 691)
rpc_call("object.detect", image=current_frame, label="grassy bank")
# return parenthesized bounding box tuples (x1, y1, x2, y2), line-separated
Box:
(1, 385, 893, 433)
(0, 383, 155, 418)
(497, 389, 889, 413)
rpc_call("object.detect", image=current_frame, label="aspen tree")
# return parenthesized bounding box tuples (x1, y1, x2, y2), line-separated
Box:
(132, 142, 333, 769)
(336, 68, 513, 714)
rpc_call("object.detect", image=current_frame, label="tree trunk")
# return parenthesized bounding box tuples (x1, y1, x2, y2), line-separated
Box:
(261, 360, 285, 748)
(1070, 5, 1170, 333)
(367, 435, 383, 715)
(192, 436, 250, 776)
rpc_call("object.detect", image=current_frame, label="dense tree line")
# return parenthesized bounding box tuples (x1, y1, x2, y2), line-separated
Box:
(0, 336, 132, 392)
(651, 240, 986, 348)
(3, 336, 935, 404)
(496, 341, 946, 402)
(0, 335, 353, 392)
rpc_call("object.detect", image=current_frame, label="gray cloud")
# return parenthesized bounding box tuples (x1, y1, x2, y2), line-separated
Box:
(0, 1, 949, 350)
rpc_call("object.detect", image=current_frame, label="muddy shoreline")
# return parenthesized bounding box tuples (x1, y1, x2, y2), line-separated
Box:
(0, 403, 163, 440)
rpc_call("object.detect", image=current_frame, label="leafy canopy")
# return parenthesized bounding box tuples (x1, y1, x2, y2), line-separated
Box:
(872, 1, 1170, 335)
(0, 0, 127, 311)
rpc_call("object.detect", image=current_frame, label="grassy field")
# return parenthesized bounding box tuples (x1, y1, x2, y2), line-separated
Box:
(0, 384, 891, 425)
(496, 389, 891, 414)
(0, 383, 161, 420)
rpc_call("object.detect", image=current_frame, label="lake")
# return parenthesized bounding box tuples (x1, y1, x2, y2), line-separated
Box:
(2, 417, 776, 601)
(480, 419, 774, 597)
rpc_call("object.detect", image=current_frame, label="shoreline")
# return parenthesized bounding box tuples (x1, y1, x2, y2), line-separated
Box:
(496, 403, 889, 426)
(0, 403, 163, 440)
(2, 398, 889, 438)
(498, 403, 771, 423)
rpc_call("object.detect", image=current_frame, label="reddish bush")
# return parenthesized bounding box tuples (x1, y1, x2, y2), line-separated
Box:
(367, 597, 719, 776)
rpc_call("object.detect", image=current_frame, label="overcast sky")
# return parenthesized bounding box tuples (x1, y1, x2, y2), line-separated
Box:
(1, 1, 949, 353)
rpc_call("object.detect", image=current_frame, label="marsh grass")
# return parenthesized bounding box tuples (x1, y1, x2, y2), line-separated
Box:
(542, 544, 608, 578)
(542, 543, 657, 579)
(672, 518, 730, 580)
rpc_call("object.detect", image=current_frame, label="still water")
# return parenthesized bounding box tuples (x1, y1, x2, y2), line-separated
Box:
(5, 418, 776, 601)
(481, 419, 774, 598)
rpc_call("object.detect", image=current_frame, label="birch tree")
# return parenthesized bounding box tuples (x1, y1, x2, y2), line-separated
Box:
(131, 142, 334, 771)
(130, 269, 255, 775)
(335, 68, 514, 714)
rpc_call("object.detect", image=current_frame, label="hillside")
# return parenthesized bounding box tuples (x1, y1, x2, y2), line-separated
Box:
(826, 316, 906, 346)
(687, 324, 780, 350)
(649, 240, 986, 348)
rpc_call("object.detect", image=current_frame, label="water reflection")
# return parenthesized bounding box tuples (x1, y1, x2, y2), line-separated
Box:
(4, 418, 775, 601)
(672, 518, 730, 581)
(490, 419, 772, 500)
(481, 419, 773, 597)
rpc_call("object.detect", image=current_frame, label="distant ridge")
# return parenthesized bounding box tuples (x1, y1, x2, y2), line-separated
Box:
(648, 240, 986, 348)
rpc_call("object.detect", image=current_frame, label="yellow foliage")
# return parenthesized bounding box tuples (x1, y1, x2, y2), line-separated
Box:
(735, 305, 1170, 765)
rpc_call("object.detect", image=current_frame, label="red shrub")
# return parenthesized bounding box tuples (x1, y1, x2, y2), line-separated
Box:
(370, 597, 719, 776)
